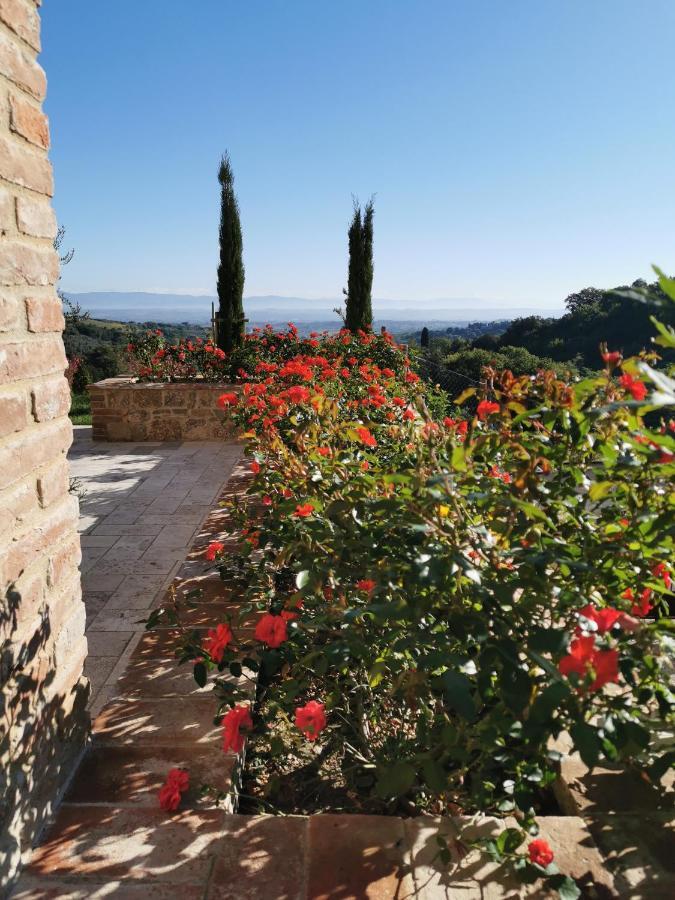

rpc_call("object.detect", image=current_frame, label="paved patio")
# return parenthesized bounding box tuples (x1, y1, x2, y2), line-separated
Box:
(68, 426, 242, 714)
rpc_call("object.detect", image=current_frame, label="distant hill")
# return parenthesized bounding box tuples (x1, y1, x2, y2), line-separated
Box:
(65, 291, 561, 331)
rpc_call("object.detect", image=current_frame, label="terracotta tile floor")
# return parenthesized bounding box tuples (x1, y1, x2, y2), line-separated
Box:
(68, 426, 243, 715)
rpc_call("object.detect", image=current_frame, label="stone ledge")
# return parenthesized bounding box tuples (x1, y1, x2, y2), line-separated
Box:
(87, 377, 241, 441)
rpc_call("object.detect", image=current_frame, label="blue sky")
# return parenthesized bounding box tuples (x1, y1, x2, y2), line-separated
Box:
(42, 0, 675, 311)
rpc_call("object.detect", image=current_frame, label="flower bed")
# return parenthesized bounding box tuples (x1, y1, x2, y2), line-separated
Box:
(149, 286, 675, 898)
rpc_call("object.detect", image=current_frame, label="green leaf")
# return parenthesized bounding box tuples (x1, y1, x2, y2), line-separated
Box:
(570, 722, 601, 769)
(422, 759, 447, 793)
(555, 874, 581, 900)
(193, 662, 207, 688)
(441, 670, 477, 719)
(376, 761, 416, 798)
(451, 444, 467, 472)
(496, 827, 524, 854)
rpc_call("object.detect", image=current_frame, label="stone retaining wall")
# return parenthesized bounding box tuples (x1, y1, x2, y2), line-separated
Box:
(88, 377, 240, 441)
(0, 1, 89, 890)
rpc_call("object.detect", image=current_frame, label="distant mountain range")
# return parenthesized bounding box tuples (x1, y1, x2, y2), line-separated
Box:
(65, 291, 563, 330)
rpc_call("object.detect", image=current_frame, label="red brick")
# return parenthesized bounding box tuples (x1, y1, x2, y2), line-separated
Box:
(31, 374, 70, 421)
(0, 334, 66, 384)
(0, 239, 58, 286)
(0, 29, 45, 99)
(16, 195, 57, 238)
(0, 0, 41, 52)
(9, 92, 49, 148)
(0, 385, 28, 435)
(25, 294, 64, 331)
(0, 417, 71, 492)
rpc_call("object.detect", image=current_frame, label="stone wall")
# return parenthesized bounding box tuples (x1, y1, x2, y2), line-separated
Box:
(88, 377, 241, 441)
(0, 0, 88, 889)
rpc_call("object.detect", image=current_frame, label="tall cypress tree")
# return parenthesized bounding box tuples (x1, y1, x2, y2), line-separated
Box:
(216, 154, 245, 352)
(344, 198, 375, 332)
(420, 326, 430, 348)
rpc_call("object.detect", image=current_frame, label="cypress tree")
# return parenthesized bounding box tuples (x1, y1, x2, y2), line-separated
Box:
(421, 326, 430, 348)
(344, 198, 374, 332)
(216, 153, 245, 352)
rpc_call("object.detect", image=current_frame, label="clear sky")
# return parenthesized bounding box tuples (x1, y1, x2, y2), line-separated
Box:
(41, 0, 675, 311)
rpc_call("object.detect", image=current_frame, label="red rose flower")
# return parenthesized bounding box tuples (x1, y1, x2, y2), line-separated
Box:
(250, 461, 261, 474)
(476, 400, 500, 421)
(601, 349, 622, 365)
(652, 562, 672, 590)
(222, 704, 253, 753)
(295, 700, 327, 740)
(578, 603, 621, 634)
(357, 426, 377, 448)
(403, 408, 415, 421)
(528, 838, 554, 867)
(294, 503, 315, 518)
(317, 447, 331, 457)
(217, 392, 238, 408)
(158, 768, 189, 811)
(205, 541, 225, 561)
(356, 579, 376, 593)
(618, 373, 648, 401)
(287, 385, 311, 403)
(254, 613, 288, 648)
(204, 623, 233, 662)
(558, 636, 619, 692)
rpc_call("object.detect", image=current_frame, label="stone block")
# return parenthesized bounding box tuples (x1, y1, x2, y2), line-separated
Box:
(25, 294, 65, 331)
(9, 92, 49, 148)
(0, 293, 23, 330)
(31, 373, 70, 421)
(0, 136, 52, 195)
(0, 385, 29, 435)
(0, 0, 42, 52)
(0, 28, 46, 99)
(0, 334, 66, 383)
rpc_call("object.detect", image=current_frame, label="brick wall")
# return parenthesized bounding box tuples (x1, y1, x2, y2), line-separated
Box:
(0, 0, 88, 889)
(89, 377, 241, 441)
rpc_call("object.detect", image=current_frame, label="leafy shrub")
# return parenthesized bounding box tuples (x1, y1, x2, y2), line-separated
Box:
(153, 283, 675, 897)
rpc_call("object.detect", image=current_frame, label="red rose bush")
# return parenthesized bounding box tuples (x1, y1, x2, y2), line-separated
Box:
(149, 281, 675, 897)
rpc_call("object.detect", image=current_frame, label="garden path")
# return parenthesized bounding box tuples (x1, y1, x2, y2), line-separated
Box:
(68, 425, 243, 715)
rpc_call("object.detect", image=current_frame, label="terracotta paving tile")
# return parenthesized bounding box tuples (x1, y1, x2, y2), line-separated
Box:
(150, 601, 252, 630)
(86, 630, 135, 658)
(404, 816, 511, 897)
(114, 657, 215, 698)
(131, 627, 208, 659)
(64, 745, 236, 810)
(206, 815, 308, 900)
(535, 816, 617, 897)
(21, 806, 226, 883)
(92, 697, 221, 747)
(13, 883, 206, 899)
(307, 814, 414, 900)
